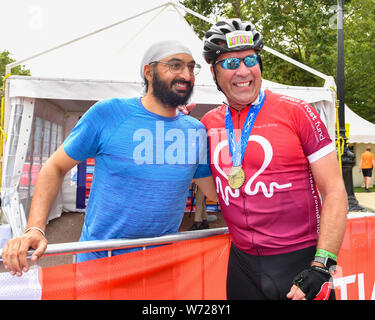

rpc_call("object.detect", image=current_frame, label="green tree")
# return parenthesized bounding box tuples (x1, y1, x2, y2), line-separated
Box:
(179, 0, 375, 123)
(0, 50, 31, 88)
(344, 0, 375, 124)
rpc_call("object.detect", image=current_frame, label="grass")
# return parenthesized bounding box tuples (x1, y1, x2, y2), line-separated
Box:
(354, 186, 375, 193)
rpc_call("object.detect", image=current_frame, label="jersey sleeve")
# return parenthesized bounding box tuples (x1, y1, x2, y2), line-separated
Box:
(64, 99, 112, 161)
(292, 100, 335, 163)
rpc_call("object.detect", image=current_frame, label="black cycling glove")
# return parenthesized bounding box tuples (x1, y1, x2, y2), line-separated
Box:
(292, 265, 333, 300)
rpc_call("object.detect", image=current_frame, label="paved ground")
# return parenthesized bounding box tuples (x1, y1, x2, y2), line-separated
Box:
(1, 191, 374, 271)
(352, 192, 375, 212)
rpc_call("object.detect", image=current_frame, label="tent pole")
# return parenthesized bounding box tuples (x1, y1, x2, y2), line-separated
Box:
(262, 46, 329, 81)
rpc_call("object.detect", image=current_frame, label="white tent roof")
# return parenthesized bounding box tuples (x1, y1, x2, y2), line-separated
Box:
(8, 4, 215, 85)
(7, 1, 331, 82)
(346, 106, 375, 144)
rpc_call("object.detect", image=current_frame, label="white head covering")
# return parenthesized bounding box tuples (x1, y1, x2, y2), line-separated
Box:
(140, 40, 193, 79)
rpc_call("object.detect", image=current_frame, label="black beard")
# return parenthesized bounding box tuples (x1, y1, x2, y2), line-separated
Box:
(152, 72, 193, 108)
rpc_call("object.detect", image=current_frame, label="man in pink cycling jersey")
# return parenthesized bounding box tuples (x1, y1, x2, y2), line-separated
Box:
(200, 18, 348, 300)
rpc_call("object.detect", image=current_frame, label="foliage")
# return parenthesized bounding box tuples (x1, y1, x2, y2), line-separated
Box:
(179, 0, 375, 123)
(344, 0, 375, 123)
(0, 50, 31, 89)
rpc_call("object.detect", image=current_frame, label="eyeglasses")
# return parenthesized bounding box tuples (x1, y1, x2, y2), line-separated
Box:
(215, 54, 259, 70)
(150, 60, 201, 75)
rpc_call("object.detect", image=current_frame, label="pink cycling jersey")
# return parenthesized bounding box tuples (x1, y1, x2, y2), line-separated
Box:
(201, 89, 335, 256)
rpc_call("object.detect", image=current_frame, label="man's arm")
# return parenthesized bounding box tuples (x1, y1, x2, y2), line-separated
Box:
(1, 144, 80, 276)
(312, 152, 348, 255)
(193, 176, 218, 202)
(287, 151, 348, 300)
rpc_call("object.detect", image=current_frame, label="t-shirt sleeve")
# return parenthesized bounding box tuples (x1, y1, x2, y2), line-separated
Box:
(193, 163, 212, 179)
(64, 100, 110, 161)
(292, 100, 335, 163)
(192, 122, 212, 179)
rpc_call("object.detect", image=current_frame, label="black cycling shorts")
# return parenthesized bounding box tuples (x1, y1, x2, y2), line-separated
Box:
(362, 168, 373, 177)
(226, 243, 336, 300)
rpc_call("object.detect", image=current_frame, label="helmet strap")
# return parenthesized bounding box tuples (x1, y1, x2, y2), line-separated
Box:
(258, 55, 263, 73)
(212, 63, 224, 93)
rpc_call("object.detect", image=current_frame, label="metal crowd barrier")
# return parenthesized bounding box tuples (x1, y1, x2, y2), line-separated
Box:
(0, 227, 229, 264)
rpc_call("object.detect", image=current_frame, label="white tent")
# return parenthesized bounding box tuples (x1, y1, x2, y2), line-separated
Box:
(1, 1, 338, 237)
(345, 107, 375, 187)
(346, 106, 375, 144)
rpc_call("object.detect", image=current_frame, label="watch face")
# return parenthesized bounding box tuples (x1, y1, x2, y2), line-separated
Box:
(314, 256, 337, 274)
(314, 256, 326, 266)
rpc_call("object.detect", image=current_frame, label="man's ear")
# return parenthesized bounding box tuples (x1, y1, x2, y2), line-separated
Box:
(144, 64, 154, 82)
(210, 64, 215, 80)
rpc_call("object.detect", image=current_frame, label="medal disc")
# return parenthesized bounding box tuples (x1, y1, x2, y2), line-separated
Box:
(228, 166, 245, 189)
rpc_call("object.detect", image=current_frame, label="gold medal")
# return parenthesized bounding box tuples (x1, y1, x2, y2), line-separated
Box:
(228, 166, 245, 189)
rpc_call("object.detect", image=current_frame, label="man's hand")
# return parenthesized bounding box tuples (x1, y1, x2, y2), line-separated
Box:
(287, 284, 307, 300)
(1, 229, 47, 276)
(286, 266, 333, 300)
(178, 103, 197, 115)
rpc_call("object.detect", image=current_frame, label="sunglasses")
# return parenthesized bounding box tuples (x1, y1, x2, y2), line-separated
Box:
(215, 54, 259, 70)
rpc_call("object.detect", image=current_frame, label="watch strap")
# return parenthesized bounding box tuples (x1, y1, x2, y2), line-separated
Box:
(313, 255, 337, 273)
(315, 249, 337, 261)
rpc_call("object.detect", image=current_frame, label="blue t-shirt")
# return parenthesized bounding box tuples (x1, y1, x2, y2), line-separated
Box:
(64, 97, 211, 262)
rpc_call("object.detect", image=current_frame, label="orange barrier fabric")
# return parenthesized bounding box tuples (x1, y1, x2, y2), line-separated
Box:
(334, 216, 375, 300)
(39, 216, 375, 300)
(41, 234, 230, 300)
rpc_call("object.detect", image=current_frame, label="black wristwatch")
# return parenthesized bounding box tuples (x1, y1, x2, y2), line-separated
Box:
(313, 256, 337, 273)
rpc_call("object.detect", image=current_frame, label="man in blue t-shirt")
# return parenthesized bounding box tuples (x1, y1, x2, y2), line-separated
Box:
(2, 41, 217, 275)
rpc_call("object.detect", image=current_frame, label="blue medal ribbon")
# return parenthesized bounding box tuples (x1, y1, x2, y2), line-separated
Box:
(225, 90, 265, 167)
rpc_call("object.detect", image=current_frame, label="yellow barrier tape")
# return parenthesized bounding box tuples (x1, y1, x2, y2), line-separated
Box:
(0, 73, 10, 193)
(331, 86, 344, 174)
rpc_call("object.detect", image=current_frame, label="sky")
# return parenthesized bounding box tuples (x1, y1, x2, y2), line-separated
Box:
(0, 0, 177, 61)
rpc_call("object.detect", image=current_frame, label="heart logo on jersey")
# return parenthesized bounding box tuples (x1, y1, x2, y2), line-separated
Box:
(213, 134, 292, 206)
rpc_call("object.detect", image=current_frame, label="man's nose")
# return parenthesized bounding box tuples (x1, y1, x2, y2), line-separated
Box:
(180, 65, 194, 80)
(235, 61, 252, 76)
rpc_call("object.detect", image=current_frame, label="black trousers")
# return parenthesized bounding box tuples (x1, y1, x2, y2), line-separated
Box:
(226, 243, 336, 300)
